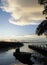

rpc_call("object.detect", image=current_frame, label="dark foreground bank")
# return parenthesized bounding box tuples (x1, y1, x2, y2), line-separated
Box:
(0, 41, 24, 48)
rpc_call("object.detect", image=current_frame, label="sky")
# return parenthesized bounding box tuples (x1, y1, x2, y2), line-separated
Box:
(0, 0, 46, 40)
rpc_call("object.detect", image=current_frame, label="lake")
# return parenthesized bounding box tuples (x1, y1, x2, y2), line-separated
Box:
(0, 43, 35, 65)
(0, 43, 47, 65)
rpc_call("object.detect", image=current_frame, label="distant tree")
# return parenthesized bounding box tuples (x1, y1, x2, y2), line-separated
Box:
(36, 0, 47, 37)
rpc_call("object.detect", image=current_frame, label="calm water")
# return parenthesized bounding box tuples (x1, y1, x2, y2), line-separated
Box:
(0, 43, 34, 65)
(0, 43, 46, 65)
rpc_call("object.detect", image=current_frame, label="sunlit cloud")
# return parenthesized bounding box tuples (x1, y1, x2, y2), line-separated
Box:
(0, 0, 45, 25)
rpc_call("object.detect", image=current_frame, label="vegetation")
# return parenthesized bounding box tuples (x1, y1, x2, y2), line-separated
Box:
(0, 41, 24, 48)
(36, 0, 47, 36)
(36, 20, 47, 35)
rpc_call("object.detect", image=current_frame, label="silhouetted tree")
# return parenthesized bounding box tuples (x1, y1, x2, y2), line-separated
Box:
(36, 20, 47, 35)
(36, 0, 47, 37)
(38, 0, 45, 5)
(38, 0, 47, 19)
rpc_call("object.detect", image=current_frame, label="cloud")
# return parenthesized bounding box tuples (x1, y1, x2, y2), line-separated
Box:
(0, 34, 46, 41)
(14, 34, 45, 40)
(12, 34, 46, 42)
(0, 0, 45, 25)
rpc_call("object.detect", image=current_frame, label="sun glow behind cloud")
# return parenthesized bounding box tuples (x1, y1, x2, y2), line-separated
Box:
(0, 0, 45, 25)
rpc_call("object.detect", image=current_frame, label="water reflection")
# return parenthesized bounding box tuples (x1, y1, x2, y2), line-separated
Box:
(0, 43, 33, 65)
(0, 49, 21, 65)
(0, 43, 46, 65)
(20, 43, 34, 53)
